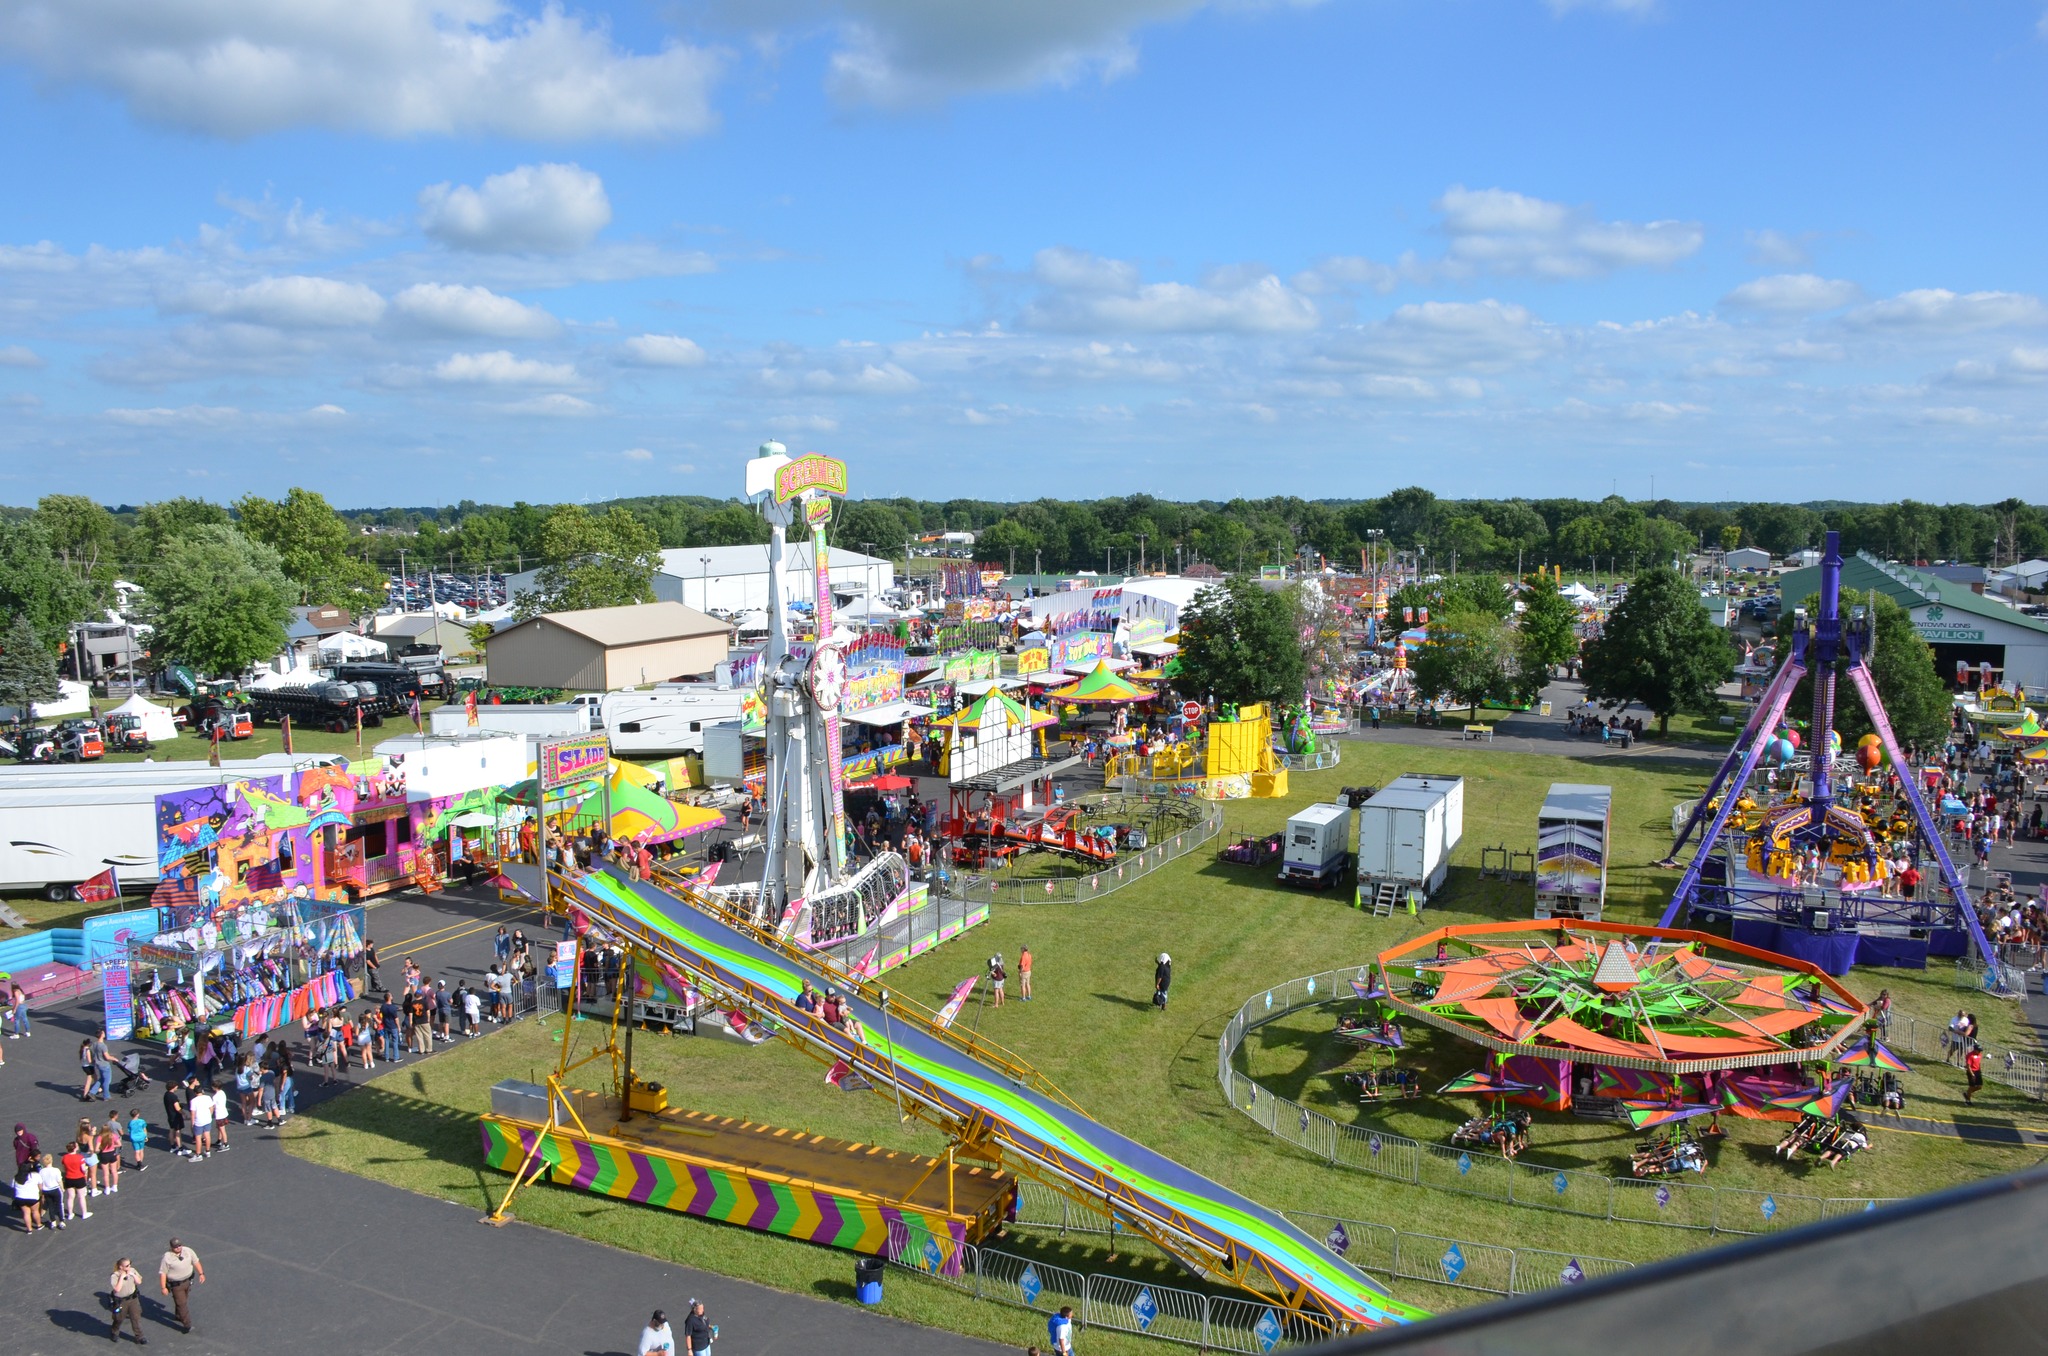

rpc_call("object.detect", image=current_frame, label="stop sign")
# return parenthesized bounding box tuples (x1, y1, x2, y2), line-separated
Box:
(1182, 701, 1202, 722)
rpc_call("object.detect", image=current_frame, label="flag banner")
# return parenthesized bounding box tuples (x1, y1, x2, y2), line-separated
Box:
(409, 695, 422, 732)
(935, 975, 979, 1029)
(102, 965, 133, 1041)
(76, 867, 120, 903)
(281, 714, 294, 753)
(465, 691, 480, 727)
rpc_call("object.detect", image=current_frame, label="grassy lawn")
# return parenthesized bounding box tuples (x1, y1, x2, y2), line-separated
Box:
(1658, 702, 1748, 747)
(279, 740, 2048, 1339)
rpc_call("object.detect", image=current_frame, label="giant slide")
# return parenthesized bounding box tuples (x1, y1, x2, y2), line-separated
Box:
(549, 864, 1423, 1331)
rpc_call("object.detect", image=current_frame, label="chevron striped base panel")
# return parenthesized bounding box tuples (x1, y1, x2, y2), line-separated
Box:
(480, 1117, 970, 1275)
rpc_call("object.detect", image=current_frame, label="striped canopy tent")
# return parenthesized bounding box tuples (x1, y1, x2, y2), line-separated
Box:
(1044, 660, 1157, 706)
(931, 687, 1059, 732)
(1375, 918, 1869, 1076)
(562, 771, 725, 846)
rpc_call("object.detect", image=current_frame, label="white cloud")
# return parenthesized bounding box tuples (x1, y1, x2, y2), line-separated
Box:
(433, 350, 578, 385)
(1948, 347, 2048, 386)
(1746, 229, 1814, 268)
(1849, 288, 2048, 332)
(1292, 255, 1403, 296)
(419, 164, 612, 254)
(176, 274, 387, 328)
(1720, 273, 1862, 315)
(501, 393, 597, 416)
(1022, 248, 1318, 334)
(390, 282, 558, 338)
(621, 446, 653, 460)
(0, 344, 43, 367)
(617, 333, 707, 367)
(1351, 298, 1551, 371)
(765, 413, 840, 434)
(1432, 186, 1702, 279)
(0, 1, 722, 140)
(811, 0, 1202, 107)
(307, 403, 348, 417)
(103, 404, 241, 427)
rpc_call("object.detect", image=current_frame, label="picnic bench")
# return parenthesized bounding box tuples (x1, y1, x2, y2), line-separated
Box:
(1462, 724, 1495, 742)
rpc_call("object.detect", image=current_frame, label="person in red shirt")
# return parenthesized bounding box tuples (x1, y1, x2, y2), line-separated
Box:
(1964, 1043, 1984, 1103)
(1899, 863, 1921, 900)
(60, 1141, 91, 1222)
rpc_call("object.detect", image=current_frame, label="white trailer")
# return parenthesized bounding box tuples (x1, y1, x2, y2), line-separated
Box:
(1382, 772, 1464, 861)
(597, 685, 752, 756)
(1355, 781, 1457, 914)
(1279, 802, 1352, 889)
(1535, 782, 1612, 921)
(0, 755, 329, 898)
(428, 702, 590, 741)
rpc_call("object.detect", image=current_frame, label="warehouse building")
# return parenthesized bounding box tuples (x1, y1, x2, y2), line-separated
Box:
(1779, 552, 2048, 692)
(504, 543, 893, 618)
(482, 602, 730, 692)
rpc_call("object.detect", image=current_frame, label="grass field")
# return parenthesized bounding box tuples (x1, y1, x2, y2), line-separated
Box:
(274, 738, 2048, 1341)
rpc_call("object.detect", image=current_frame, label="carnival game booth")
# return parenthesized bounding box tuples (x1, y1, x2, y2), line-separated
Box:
(119, 891, 364, 1041)
(1374, 920, 1869, 1127)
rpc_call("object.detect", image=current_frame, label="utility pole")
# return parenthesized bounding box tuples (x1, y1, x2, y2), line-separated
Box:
(1137, 534, 1147, 575)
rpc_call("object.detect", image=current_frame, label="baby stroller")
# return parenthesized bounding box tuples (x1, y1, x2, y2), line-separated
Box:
(112, 1051, 153, 1096)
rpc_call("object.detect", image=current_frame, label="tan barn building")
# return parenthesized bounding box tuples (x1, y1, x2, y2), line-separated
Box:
(483, 602, 730, 691)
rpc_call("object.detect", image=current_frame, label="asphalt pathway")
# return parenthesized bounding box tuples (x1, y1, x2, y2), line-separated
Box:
(0, 885, 1007, 1356)
(1341, 678, 1726, 766)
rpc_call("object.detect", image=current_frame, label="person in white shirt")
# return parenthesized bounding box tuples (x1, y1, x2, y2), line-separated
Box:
(638, 1309, 675, 1356)
(188, 1082, 215, 1160)
(210, 1087, 231, 1150)
(463, 986, 482, 1037)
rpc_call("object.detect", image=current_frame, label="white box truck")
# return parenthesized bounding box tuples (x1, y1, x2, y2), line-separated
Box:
(1382, 772, 1464, 861)
(1355, 779, 1458, 913)
(1279, 802, 1352, 889)
(1535, 782, 1612, 921)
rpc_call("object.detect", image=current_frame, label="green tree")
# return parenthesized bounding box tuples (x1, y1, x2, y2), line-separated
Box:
(1580, 567, 1734, 735)
(35, 494, 118, 606)
(1411, 608, 1535, 718)
(1174, 577, 1306, 708)
(134, 497, 231, 557)
(834, 500, 910, 559)
(1778, 593, 1949, 750)
(0, 518, 94, 655)
(516, 506, 663, 619)
(0, 613, 64, 717)
(1516, 575, 1580, 674)
(695, 504, 771, 547)
(1718, 524, 1743, 552)
(236, 487, 383, 611)
(140, 525, 296, 677)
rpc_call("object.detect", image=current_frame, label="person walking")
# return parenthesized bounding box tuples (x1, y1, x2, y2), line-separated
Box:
(1048, 1303, 1077, 1356)
(363, 938, 383, 994)
(637, 1308, 676, 1356)
(7, 979, 29, 1038)
(1019, 946, 1033, 1002)
(682, 1299, 716, 1355)
(1964, 1042, 1985, 1104)
(92, 1027, 116, 1101)
(1152, 953, 1172, 1012)
(126, 1108, 149, 1173)
(158, 1237, 205, 1334)
(108, 1255, 147, 1343)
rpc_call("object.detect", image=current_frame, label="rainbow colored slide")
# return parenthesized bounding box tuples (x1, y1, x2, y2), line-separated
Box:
(555, 865, 1424, 1330)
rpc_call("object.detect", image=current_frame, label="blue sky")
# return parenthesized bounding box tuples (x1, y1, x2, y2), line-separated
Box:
(1, 1, 2045, 507)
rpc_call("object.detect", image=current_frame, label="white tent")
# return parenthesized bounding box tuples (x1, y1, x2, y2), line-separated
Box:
(108, 693, 178, 742)
(0, 678, 91, 723)
(317, 632, 389, 661)
(1561, 582, 1600, 606)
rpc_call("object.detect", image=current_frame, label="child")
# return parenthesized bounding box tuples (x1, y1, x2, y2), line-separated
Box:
(12, 1160, 41, 1232)
(60, 1140, 90, 1221)
(210, 1085, 230, 1151)
(188, 1081, 215, 1160)
(96, 1115, 122, 1194)
(37, 1152, 63, 1228)
(162, 1080, 188, 1157)
(126, 1109, 149, 1172)
(76, 1118, 100, 1197)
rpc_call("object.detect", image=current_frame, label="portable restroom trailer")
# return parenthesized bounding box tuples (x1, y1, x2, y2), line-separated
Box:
(1354, 775, 1461, 911)
(1278, 802, 1353, 889)
(1535, 782, 1612, 921)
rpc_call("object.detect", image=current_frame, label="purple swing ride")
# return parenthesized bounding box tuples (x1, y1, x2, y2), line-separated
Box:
(1658, 531, 1993, 976)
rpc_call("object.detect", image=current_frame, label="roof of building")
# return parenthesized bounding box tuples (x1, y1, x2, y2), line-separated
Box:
(655, 542, 890, 580)
(1778, 552, 2048, 638)
(377, 613, 471, 640)
(486, 601, 729, 649)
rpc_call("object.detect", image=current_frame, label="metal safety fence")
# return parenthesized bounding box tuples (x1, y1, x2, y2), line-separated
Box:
(930, 794, 1223, 907)
(1275, 742, 1345, 773)
(1218, 969, 1905, 1237)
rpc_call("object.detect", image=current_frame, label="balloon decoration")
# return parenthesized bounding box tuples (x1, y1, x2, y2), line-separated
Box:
(1857, 743, 1884, 771)
(1784, 729, 1802, 750)
(1857, 733, 1881, 749)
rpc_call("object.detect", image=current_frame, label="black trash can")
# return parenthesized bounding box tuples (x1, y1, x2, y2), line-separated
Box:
(855, 1255, 886, 1306)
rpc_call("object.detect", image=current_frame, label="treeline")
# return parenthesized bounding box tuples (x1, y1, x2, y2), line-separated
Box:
(334, 489, 2048, 577)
